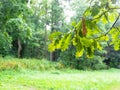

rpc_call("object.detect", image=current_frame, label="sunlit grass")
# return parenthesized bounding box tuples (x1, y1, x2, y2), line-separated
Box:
(0, 69, 120, 90)
(0, 57, 120, 90)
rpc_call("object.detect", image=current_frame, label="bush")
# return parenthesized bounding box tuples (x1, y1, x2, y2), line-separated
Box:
(58, 47, 108, 70)
(0, 58, 26, 71)
(104, 47, 120, 69)
(0, 57, 65, 71)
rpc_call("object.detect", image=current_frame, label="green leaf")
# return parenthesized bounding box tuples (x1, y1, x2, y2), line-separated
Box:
(80, 37, 92, 47)
(102, 15, 108, 24)
(99, 35, 109, 41)
(76, 48, 84, 57)
(97, 21, 106, 31)
(72, 36, 77, 46)
(97, 42, 102, 50)
(99, 0, 108, 3)
(92, 40, 97, 48)
(61, 34, 71, 51)
(91, 2, 100, 16)
(114, 44, 119, 51)
(76, 21, 82, 36)
(48, 41, 56, 52)
(108, 12, 118, 22)
(87, 47, 94, 58)
(49, 32, 62, 40)
(71, 21, 77, 27)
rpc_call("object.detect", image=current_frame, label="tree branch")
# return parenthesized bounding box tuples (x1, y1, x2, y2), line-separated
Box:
(92, 7, 120, 21)
(95, 13, 120, 39)
(105, 13, 120, 35)
(92, 8, 110, 21)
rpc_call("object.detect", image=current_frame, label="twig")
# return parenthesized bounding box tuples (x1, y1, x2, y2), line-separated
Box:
(92, 7, 120, 21)
(116, 27, 120, 32)
(92, 8, 110, 21)
(95, 13, 120, 39)
(105, 13, 120, 35)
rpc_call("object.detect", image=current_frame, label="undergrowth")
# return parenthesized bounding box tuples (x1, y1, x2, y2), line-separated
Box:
(0, 56, 65, 71)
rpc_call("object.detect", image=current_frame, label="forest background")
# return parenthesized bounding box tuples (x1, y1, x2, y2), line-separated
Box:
(0, 0, 120, 70)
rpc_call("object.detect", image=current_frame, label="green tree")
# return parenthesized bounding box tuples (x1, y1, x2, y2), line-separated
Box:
(0, 32, 12, 56)
(49, 0, 65, 61)
(22, 0, 47, 58)
(0, 0, 32, 57)
(6, 18, 31, 57)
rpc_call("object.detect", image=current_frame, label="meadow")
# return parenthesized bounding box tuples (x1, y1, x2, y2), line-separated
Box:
(0, 57, 120, 90)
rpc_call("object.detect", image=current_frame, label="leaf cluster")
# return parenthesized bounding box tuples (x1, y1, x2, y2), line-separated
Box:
(48, 0, 120, 57)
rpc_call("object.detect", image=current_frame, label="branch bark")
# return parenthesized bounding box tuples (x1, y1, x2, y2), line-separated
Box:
(17, 39, 22, 58)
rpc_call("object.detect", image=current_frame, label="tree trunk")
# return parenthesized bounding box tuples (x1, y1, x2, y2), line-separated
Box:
(44, 2, 48, 59)
(50, 52, 53, 61)
(50, 4, 55, 61)
(17, 39, 22, 58)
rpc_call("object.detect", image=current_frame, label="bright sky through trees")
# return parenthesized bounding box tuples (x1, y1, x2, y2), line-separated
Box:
(60, 0, 75, 23)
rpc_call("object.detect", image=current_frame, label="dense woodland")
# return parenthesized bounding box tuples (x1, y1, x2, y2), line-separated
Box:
(0, 0, 120, 70)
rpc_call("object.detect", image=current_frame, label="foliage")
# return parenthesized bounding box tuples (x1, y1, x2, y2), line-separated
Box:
(58, 46, 107, 70)
(49, 0, 120, 58)
(104, 47, 120, 68)
(0, 32, 12, 55)
(6, 18, 32, 41)
(0, 0, 32, 56)
(23, 30, 45, 58)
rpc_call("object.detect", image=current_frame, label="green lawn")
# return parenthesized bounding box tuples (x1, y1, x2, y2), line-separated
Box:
(0, 69, 120, 90)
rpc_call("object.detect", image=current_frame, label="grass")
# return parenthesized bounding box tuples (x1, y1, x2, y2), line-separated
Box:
(0, 69, 120, 90)
(0, 57, 120, 90)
